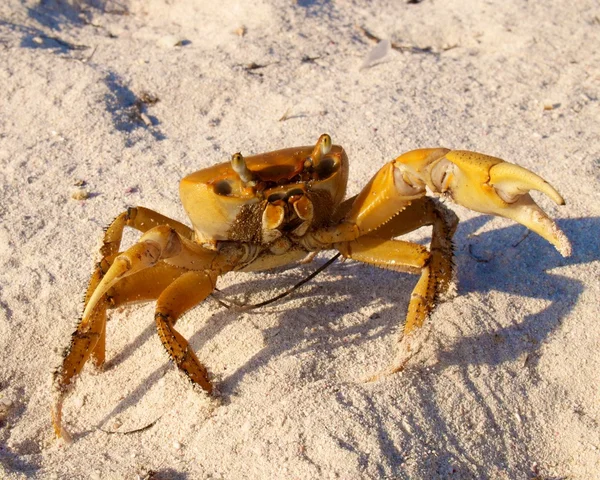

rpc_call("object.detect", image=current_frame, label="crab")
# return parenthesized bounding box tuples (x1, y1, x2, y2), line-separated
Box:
(52, 134, 571, 440)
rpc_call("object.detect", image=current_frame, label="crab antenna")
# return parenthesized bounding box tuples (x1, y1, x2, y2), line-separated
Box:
(212, 252, 341, 311)
(305, 133, 332, 169)
(231, 152, 254, 184)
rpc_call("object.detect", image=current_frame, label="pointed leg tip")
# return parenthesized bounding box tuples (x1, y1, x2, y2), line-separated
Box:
(363, 372, 383, 384)
(557, 235, 572, 258)
(363, 362, 406, 384)
(54, 426, 73, 444)
(52, 403, 73, 443)
(547, 220, 572, 257)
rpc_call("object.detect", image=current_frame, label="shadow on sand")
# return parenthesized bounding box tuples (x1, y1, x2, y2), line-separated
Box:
(53, 215, 597, 476)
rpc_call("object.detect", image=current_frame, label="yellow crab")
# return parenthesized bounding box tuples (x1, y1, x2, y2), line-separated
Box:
(52, 134, 571, 439)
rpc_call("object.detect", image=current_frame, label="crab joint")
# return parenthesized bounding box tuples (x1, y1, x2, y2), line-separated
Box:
(304, 133, 332, 169)
(231, 152, 255, 185)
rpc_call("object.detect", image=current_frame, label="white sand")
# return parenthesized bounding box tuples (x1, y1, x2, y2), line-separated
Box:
(1, 0, 599, 478)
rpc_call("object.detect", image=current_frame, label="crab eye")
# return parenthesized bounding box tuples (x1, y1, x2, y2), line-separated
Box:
(320, 134, 332, 155)
(214, 180, 232, 196)
(267, 192, 286, 203)
(287, 188, 304, 197)
(314, 157, 336, 178)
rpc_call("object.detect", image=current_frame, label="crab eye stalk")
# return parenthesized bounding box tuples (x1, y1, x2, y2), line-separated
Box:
(319, 134, 332, 155)
(231, 152, 255, 185)
(306, 133, 332, 169)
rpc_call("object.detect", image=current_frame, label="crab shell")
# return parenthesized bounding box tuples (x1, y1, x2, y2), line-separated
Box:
(180, 145, 349, 245)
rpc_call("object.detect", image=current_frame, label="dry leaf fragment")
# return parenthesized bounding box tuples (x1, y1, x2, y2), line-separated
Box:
(360, 39, 391, 70)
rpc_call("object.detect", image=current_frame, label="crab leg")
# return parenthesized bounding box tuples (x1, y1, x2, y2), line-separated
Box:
(79, 226, 180, 324)
(52, 227, 180, 439)
(52, 263, 193, 440)
(97, 207, 193, 260)
(337, 236, 436, 333)
(155, 270, 217, 392)
(53, 225, 217, 439)
(79, 225, 220, 357)
(336, 236, 441, 377)
(87, 207, 193, 311)
(334, 198, 459, 378)
(337, 197, 458, 335)
(82, 207, 193, 365)
(372, 197, 458, 328)
(53, 209, 192, 438)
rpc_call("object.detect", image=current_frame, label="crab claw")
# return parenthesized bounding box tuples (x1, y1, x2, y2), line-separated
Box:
(393, 149, 572, 257)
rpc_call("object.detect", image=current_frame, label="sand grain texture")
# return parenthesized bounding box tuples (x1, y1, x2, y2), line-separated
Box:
(0, 0, 599, 478)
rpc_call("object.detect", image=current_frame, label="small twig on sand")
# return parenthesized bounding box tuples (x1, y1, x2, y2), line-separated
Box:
(98, 416, 162, 435)
(468, 244, 492, 263)
(238, 61, 280, 72)
(512, 230, 531, 249)
(358, 25, 437, 55)
(35, 34, 90, 51)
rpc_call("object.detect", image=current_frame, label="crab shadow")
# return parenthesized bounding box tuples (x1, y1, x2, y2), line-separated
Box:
(437, 215, 591, 371)
(323, 384, 492, 478)
(222, 215, 595, 390)
(95, 216, 597, 441)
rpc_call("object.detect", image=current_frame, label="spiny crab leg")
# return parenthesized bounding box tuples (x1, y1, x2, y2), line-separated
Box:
(304, 133, 332, 169)
(335, 198, 459, 381)
(337, 197, 458, 335)
(53, 208, 195, 440)
(81, 226, 183, 323)
(53, 225, 223, 440)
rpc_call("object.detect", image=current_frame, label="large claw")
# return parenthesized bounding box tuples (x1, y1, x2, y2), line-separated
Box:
(393, 149, 572, 257)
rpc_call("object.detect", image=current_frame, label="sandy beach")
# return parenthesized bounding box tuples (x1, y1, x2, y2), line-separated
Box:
(1, 0, 599, 478)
